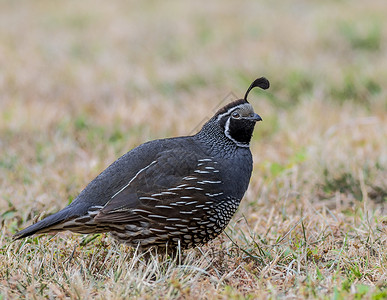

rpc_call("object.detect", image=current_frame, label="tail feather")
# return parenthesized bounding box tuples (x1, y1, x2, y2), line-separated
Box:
(13, 207, 75, 240)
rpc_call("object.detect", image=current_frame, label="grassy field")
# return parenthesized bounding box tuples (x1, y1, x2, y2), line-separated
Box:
(1, 0, 386, 298)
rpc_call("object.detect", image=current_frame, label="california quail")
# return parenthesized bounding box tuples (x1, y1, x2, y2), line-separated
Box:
(14, 77, 270, 249)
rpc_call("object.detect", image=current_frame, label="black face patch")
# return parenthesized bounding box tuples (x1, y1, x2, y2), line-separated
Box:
(227, 118, 256, 144)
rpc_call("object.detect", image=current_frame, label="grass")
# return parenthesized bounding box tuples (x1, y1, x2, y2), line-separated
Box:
(1, 0, 386, 298)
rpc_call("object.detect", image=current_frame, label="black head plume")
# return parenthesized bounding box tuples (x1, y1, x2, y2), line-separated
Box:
(244, 77, 270, 102)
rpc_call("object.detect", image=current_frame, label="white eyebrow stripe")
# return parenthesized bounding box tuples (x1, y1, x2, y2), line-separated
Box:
(216, 103, 252, 122)
(216, 108, 235, 121)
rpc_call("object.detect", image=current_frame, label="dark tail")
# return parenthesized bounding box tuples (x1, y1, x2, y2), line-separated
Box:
(13, 207, 75, 240)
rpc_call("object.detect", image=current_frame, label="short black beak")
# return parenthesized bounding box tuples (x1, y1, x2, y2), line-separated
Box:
(250, 113, 262, 122)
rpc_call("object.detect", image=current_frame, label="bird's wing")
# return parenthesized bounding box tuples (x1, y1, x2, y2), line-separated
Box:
(94, 148, 224, 224)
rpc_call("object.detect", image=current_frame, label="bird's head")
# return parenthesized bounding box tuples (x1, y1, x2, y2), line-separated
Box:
(210, 77, 269, 147)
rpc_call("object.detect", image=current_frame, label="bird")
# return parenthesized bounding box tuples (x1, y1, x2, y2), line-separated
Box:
(13, 77, 270, 250)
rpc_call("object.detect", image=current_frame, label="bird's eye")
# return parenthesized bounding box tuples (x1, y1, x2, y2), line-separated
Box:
(231, 112, 240, 119)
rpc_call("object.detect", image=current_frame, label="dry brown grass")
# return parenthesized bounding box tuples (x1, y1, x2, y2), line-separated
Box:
(1, 0, 386, 298)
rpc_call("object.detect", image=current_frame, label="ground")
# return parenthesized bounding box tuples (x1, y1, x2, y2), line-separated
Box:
(0, 0, 386, 299)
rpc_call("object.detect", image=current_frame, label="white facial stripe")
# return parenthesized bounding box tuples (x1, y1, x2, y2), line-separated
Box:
(216, 103, 254, 122)
(216, 109, 234, 122)
(224, 118, 250, 148)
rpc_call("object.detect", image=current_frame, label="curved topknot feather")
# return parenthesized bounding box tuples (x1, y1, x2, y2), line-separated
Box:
(244, 77, 270, 102)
